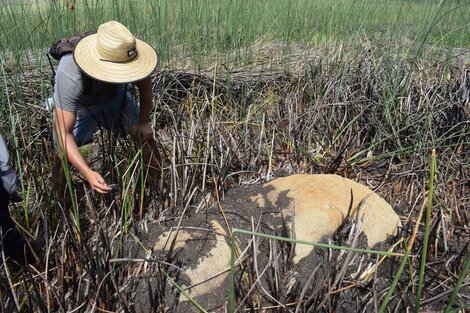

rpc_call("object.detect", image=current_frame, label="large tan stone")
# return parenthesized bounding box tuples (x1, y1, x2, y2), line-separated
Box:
(146, 174, 400, 309)
(250, 174, 400, 262)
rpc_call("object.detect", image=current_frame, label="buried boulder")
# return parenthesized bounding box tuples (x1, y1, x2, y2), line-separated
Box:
(249, 174, 401, 263)
(127, 174, 401, 312)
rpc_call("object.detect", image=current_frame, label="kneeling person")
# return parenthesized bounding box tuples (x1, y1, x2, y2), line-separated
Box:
(52, 21, 161, 205)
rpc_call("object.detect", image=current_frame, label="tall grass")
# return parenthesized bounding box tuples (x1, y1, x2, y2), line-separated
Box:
(0, 0, 468, 312)
(0, 0, 468, 68)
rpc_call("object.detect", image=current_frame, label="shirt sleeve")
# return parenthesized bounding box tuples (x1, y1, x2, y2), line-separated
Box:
(53, 54, 83, 113)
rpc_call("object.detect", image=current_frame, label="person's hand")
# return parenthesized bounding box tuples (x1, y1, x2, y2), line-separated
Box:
(85, 170, 111, 194)
(140, 122, 154, 141)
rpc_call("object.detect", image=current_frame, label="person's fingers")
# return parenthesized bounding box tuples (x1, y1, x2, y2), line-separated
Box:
(141, 132, 153, 142)
(97, 181, 111, 192)
(92, 183, 111, 194)
(93, 186, 109, 194)
(88, 172, 111, 193)
(124, 123, 155, 141)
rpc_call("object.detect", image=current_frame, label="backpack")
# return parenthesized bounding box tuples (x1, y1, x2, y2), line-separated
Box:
(46, 31, 96, 85)
(47, 31, 96, 61)
(0, 131, 22, 203)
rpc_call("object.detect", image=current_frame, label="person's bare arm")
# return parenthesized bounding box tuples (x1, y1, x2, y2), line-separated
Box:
(54, 107, 111, 193)
(133, 76, 154, 141)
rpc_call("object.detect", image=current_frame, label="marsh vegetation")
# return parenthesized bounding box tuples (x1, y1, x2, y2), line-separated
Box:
(0, 0, 468, 312)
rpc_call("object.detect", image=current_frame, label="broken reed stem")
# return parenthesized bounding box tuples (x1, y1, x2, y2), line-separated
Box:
(415, 149, 436, 312)
(139, 147, 146, 220)
(379, 149, 437, 313)
(267, 128, 275, 181)
(229, 228, 404, 313)
(214, 178, 250, 287)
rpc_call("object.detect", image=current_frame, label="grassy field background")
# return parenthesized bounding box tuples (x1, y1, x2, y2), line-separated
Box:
(1, 0, 469, 67)
(0, 0, 469, 312)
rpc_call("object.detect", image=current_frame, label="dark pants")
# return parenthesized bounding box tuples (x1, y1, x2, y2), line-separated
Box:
(0, 186, 31, 264)
(0, 187, 14, 229)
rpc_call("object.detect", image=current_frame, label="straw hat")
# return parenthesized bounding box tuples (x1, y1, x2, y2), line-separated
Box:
(74, 21, 157, 83)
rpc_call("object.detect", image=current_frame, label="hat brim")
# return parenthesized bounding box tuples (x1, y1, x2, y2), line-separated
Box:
(74, 34, 157, 84)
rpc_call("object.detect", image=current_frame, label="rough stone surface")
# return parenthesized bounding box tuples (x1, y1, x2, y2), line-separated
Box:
(250, 174, 401, 262)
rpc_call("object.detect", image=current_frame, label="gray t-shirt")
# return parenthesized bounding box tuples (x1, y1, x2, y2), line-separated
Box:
(53, 54, 127, 113)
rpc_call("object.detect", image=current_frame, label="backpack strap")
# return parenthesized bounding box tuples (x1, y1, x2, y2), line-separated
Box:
(46, 52, 56, 87)
(48, 31, 96, 61)
(48, 31, 96, 87)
